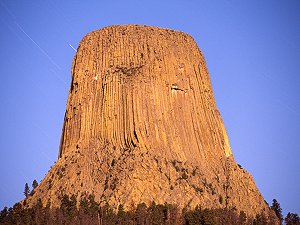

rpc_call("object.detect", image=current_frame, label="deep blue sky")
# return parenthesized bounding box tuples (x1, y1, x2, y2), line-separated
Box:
(0, 0, 299, 215)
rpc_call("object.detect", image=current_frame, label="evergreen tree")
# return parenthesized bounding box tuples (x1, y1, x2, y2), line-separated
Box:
(253, 213, 268, 225)
(148, 202, 164, 225)
(88, 194, 99, 216)
(239, 211, 247, 225)
(285, 212, 300, 225)
(32, 180, 38, 189)
(60, 194, 77, 219)
(271, 199, 283, 223)
(135, 203, 148, 225)
(24, 183, 30, 197)
(69, 194, 77, 219)
(0, 207, 8, 222)
(79, 196, 89, 214)
(33, 199, 45, 225)
(117, 204, 128, 225)
(11, 203, 23, 224)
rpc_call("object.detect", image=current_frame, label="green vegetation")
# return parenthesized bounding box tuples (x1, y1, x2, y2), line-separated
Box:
(271, 199, 283, 224)
(1, 194, 293, 225)
(1, 184, 298, 225)
(32, 180, 38, 190)
(285, 212, 300, 225)
(23, 183, 30, 197)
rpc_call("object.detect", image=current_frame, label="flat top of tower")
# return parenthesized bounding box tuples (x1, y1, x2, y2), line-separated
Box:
(84, 24, 194, 41)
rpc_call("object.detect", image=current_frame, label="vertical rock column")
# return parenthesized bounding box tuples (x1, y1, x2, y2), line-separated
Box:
(59, 25, 232, 167)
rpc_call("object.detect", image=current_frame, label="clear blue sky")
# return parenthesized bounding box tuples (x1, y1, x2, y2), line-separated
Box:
(0, 0, 299, 216)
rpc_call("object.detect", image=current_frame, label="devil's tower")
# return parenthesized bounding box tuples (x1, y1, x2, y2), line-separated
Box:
(26, 25, 272, 217)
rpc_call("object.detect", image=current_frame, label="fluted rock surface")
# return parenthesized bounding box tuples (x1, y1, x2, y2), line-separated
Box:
(26, 25, 271, 217)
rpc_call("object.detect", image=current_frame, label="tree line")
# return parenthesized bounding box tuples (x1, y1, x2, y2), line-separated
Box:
(1, 194, 299, 225)
(0, 181, 298, 225)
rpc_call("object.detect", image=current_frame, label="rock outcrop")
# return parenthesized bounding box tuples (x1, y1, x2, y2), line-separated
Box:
(26, 25, 272, 218)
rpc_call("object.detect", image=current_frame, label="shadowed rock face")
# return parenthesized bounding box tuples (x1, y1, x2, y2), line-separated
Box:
(26, 25, 270, 217)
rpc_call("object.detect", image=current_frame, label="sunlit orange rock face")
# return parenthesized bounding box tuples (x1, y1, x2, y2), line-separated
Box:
(27, 25, 272, 218)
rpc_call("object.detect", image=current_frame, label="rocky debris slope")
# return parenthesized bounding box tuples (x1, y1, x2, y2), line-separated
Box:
(25, 25, 273, 218)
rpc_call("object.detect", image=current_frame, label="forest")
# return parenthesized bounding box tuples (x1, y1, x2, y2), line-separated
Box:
(1, 192, 299, 225)
(1, 181, 299, 225)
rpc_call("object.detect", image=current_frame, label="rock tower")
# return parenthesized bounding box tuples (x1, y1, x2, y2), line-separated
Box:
(26, 25, 271, 217)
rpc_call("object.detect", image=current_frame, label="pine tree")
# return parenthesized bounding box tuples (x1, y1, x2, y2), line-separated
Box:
(24, 183, 30, 197)
(117, 204, 127, 224)
(32, 180, 38, 189)
(285, 212, 300, 225)
(88, 194, 99, 216)
(0, 207, 8, 222)
(135, 203, 148, 225)
(271, 199, 283, 223)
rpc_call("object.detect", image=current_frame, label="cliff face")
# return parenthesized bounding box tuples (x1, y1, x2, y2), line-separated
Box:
(26, 25, 271, 217)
